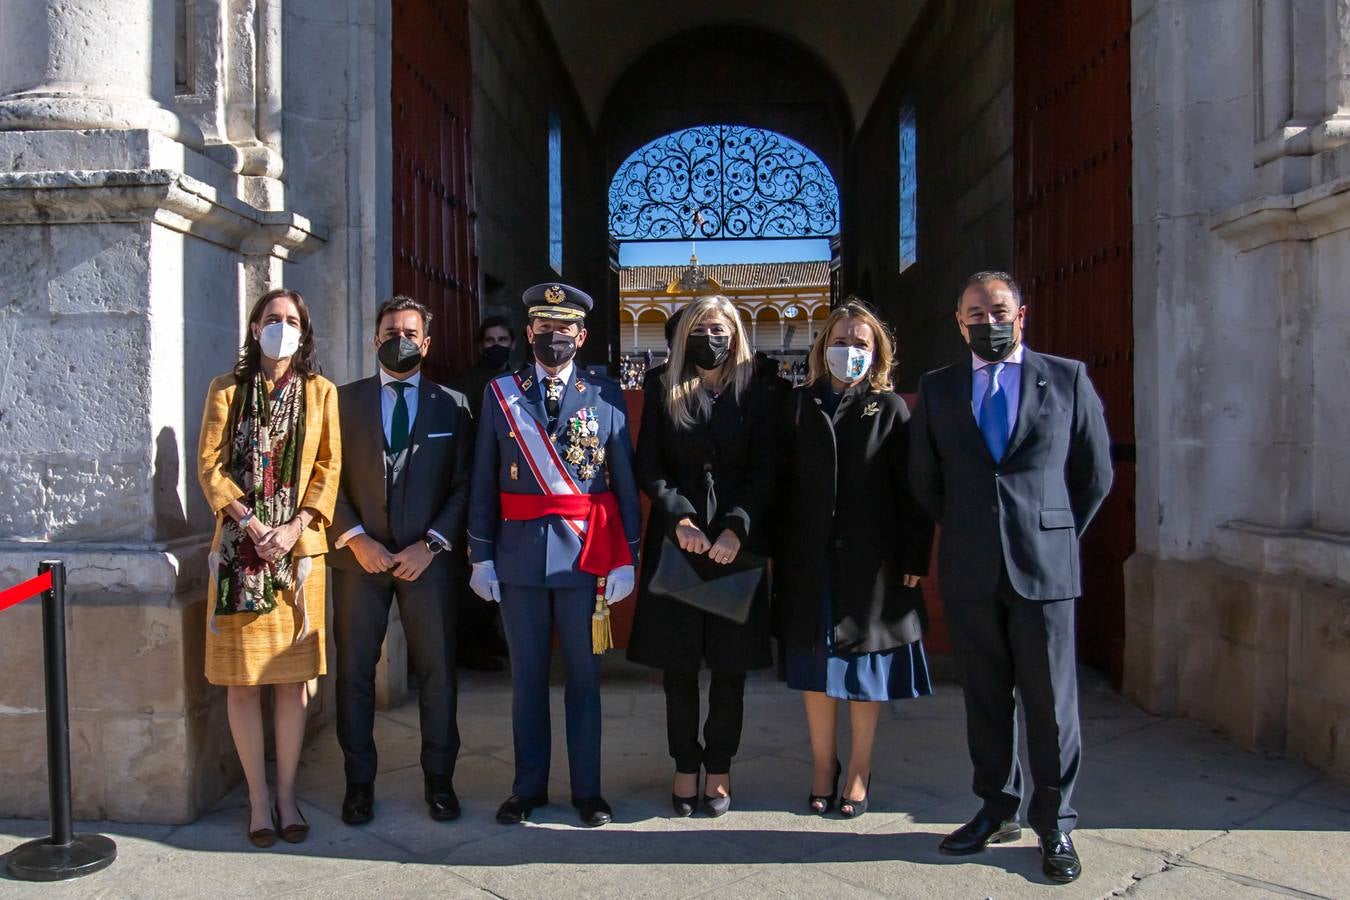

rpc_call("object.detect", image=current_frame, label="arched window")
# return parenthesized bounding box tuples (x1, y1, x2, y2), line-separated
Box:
(609, 125, 840, 241)
(548, 110, 563, 274)
(898, 105, 918, 272)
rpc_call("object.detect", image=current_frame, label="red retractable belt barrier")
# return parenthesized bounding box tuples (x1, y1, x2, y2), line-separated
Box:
(2, 561, 118, 882)
(0, 570, 52, 614)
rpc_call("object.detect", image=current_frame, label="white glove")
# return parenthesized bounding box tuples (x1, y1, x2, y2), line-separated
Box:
(603, 565, 635, 606)
(469, 561, 501, 603)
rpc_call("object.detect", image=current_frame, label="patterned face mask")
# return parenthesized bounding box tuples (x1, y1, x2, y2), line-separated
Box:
(825, 345, 872, 383)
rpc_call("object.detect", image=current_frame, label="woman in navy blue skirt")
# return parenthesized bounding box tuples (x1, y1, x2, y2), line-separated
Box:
(774, 299, 935, 818)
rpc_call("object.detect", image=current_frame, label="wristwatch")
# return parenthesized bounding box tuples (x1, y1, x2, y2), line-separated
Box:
(423, 535, 445, 555)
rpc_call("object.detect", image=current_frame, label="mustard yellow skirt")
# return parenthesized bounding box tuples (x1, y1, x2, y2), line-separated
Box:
(205, 556, 327, 687)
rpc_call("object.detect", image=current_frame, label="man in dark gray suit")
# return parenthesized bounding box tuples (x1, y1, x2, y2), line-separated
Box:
(909, 271, 1113, 884)
(329, 295, 474, 825)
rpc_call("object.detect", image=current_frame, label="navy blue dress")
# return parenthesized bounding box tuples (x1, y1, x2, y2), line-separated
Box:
(783, 387, 933, 702)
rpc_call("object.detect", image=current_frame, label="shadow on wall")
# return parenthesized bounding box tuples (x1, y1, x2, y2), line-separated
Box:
(153, 426, 192, 540)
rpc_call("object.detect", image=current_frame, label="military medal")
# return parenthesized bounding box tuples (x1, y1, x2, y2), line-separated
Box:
(561, 407, 604, 480)
(510, 462, 519, 480)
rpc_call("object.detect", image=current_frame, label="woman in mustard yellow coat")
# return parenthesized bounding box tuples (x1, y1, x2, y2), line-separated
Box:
(198, 288, 340, 847)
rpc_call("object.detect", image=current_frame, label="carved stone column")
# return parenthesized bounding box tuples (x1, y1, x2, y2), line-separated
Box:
(0, 0, 203, 146)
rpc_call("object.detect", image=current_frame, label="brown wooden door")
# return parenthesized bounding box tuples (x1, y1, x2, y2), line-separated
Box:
(1014, 0, 1133, 685)
(392, 0, 479, 382)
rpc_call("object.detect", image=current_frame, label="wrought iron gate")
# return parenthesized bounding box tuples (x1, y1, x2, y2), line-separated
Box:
(1014, 0, 1134, 684)
(392, 0, 479, 381)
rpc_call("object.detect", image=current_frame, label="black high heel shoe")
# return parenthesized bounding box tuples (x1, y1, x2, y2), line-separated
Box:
(701, 772, 731, 818)
(671, 772, 699, 818)
(808, 758, 842, 815)
(839, 774, 871, 819)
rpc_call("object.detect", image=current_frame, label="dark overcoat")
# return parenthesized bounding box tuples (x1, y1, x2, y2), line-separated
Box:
(774, 381, 934, 655)
(626, 377, 777, 672)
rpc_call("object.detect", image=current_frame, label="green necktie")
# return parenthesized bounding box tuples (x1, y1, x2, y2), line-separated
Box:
(390, 381, 412, 453)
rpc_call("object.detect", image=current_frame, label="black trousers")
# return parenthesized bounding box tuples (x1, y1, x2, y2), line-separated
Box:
(944, 567, 1081, 835)
(663, 670, 747, 775)
(332, 568, 460, 784)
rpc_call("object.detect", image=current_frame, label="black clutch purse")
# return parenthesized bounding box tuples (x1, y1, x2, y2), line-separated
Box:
(647, 536, 765, 625)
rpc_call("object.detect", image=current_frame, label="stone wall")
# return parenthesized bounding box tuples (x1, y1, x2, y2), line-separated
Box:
(468, 0, 607, 367)
(0, 0, 386, 822)
(845, 0, 1014, 390)
(1127, 0, 1350, 777)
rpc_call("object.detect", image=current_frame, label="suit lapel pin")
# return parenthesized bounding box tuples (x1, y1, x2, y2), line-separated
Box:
(862, 401, 881, 417)
(1037, 378, 1048, 388)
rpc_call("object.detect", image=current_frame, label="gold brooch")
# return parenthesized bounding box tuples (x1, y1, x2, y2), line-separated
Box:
(862, 401, 881, 417)
(545, 284, 565, 303)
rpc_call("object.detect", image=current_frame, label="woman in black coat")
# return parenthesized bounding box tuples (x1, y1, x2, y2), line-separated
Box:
(627, 294, 776, 818)
(776, 298, 935, 819)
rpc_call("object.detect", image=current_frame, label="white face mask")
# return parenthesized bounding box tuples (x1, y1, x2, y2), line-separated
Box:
(825, 345, 872, 383)
(258, 321, 301, 360)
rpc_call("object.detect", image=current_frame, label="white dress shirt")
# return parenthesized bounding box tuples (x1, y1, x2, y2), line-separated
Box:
(380, 368, 420, 444)
(336, 368, 448, 551)
(971, 343, 1024, 435)
(534, 360, 575, 391)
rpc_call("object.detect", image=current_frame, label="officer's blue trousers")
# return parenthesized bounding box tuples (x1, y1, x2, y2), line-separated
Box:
(498, 584, 602, 800)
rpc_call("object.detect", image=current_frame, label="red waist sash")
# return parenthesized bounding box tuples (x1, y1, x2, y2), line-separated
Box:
(499, 492, 631, 576)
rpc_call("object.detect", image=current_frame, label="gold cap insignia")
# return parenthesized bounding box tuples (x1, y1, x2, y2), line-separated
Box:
(544, 284, 565, 304)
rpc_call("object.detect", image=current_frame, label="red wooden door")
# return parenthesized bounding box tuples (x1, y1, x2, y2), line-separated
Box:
(392, 0, 479, 382)
(1014, 0, 1133, 685)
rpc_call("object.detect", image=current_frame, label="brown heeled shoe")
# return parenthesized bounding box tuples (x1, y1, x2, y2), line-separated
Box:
(276, 801, 310, 844)
(248, 807, 279, 848)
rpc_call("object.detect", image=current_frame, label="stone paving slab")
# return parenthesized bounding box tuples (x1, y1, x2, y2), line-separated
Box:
(3, 663, 1350, 898)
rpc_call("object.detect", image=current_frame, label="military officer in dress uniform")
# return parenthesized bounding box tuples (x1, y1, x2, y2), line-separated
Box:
(467, 283, 642, 827)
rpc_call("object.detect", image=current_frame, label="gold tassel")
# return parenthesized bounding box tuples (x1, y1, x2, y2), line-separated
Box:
(591, 576, 612, 654)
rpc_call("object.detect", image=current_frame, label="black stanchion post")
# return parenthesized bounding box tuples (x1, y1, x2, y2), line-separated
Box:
(6, 561, 117, 882)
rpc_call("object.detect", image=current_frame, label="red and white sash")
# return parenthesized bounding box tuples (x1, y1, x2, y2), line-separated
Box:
(490, 374, 586, 538)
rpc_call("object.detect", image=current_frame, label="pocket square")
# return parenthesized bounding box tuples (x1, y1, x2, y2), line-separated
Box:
(427, 432, 454, 438)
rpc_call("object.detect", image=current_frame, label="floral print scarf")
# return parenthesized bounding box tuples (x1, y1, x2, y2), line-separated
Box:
(212, 370, 306, 622)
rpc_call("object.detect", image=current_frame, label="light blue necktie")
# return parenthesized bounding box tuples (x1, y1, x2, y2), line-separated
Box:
(978, 363, 1009, 460)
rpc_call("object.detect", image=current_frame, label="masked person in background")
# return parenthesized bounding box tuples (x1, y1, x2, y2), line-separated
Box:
(328, 295, 475, 827)
(776, 298, 934, 820)
(197, 288, 341, 848)
(627, 294, 777, 818)
(466, 283, 642, 828)
(448, 316, 518, 672)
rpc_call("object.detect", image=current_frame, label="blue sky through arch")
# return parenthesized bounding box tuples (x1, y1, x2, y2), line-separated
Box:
(619, 238, 831, 267)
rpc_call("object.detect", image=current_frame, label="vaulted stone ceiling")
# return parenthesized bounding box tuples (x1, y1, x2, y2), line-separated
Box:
(536, 0, 924, 128)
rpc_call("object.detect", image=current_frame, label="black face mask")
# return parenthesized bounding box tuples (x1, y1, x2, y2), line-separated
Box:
(532, 330, 578, 368)
(966, 322, 1018, 363)
(686, 334, 731, 370)
(378, 335, 423, 374)
(480, 344, 511, 370)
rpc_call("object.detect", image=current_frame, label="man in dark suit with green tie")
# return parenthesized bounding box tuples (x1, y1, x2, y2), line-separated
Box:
(328, 295, 475, 826)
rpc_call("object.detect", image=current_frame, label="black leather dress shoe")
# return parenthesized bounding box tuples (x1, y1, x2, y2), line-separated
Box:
(496, 794, 548, 824)
(1040, 830, 1082, 883)
(938, 813, 1022, 855)
(425, 774, 461, 821)
(341, 782, 374, 825)
(572, 795, 613, 827)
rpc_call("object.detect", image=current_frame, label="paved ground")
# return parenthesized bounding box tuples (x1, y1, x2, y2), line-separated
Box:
(3, 660, 1350, 899)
